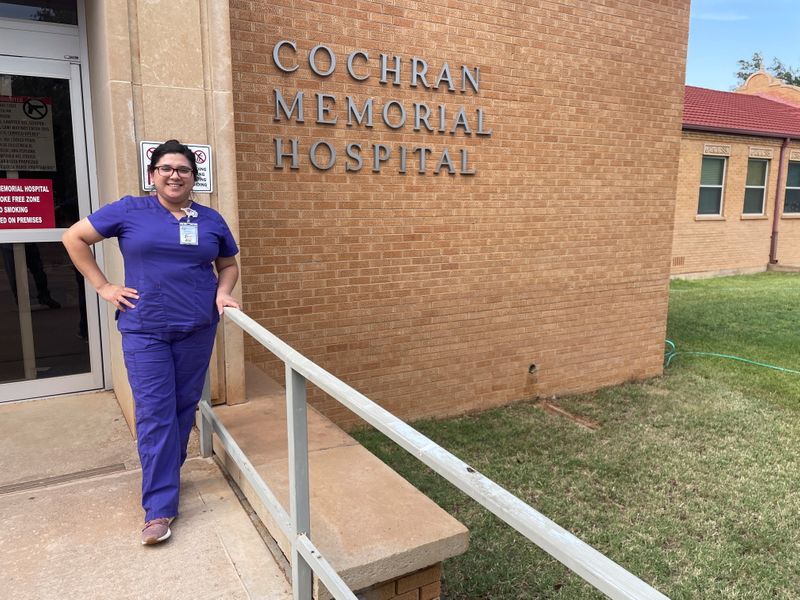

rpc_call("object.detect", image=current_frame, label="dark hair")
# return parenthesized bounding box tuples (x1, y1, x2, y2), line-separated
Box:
(148, 139, 198, 177)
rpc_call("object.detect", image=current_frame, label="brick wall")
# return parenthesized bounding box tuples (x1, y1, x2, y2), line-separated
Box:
(230, 0, 690, 427)
(672, 131, 800, 277)
(357, 564, 441, 600)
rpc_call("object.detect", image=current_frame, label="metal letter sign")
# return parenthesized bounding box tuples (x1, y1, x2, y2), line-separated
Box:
(139, 141, 213, 193)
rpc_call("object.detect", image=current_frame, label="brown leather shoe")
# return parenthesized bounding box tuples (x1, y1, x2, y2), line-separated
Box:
(141, 517, 172, 545)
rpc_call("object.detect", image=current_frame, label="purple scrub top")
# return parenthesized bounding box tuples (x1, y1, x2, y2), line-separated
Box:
(88, 195, 239, 332)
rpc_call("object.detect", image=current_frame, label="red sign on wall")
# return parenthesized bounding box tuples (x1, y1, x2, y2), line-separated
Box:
(0, 179, 55, 229)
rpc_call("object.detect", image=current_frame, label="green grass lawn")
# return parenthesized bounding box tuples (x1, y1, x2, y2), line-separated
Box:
(668, 273, 800, 406)
(352, 272, 800, 599)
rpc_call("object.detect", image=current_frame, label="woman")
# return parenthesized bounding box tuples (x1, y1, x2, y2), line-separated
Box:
(62, 140, 240, 545)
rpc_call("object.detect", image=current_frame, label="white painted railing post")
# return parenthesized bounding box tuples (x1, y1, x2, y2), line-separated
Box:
(287, 365, 313, 600)
(198, 370, 213, 458)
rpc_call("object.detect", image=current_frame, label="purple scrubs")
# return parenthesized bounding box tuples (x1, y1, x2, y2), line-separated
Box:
(89, 195, 238, 520)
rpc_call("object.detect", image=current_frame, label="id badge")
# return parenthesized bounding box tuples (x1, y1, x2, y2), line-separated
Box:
(179, 222, 199, 246)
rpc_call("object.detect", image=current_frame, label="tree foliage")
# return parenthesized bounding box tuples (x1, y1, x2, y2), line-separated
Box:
(736, 52, 800, 87)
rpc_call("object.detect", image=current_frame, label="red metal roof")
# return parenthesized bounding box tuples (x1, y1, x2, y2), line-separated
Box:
(683, 86, 800, 139)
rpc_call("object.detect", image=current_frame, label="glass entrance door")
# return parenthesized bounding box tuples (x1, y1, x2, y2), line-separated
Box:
(0, 56, 102, 401)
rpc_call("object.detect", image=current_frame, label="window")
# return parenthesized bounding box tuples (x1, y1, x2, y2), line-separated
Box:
(743, 158, 768, 214)
(785, 162, 800, 214)
(698, 156, 726, 215)
(0, 2, 77, 25)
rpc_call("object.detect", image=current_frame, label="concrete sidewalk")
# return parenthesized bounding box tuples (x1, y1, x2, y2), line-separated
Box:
(0, 392, 291, 600)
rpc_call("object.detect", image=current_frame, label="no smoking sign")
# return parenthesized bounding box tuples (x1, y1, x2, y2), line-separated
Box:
(139, 141, 213, 193)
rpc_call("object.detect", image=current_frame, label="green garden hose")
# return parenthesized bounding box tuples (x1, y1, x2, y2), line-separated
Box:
(664, 339, 800, 374)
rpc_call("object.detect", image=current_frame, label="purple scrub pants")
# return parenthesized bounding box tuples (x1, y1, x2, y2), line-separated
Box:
(121, 323, 217, 521)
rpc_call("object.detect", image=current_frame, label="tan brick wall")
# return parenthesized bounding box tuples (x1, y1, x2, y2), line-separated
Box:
(357, 564, 441, 600)
(671, 131, 800, 276)
(230, 1, 690, 427)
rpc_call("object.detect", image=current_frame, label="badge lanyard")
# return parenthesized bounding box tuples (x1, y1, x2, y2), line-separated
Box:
(179, 206, 199, 246)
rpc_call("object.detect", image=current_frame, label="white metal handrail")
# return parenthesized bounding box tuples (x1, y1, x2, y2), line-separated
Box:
(199, 368, 356, 600)
(200, 307, 670, 600)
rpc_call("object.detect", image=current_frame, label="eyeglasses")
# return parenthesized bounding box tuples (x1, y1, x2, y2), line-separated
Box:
(154, 165, 194, 177)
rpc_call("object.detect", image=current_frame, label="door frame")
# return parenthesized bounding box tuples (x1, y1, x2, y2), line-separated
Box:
(0, 4, 108, 402)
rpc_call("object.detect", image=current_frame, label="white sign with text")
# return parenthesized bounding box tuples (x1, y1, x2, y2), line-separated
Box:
(139, 141, 213, 193)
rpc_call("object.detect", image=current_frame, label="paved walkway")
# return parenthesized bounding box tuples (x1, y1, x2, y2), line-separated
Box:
(0, 392, 291, 600)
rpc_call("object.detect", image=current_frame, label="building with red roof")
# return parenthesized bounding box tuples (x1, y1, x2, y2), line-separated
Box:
(671, 82, 800, 277)
(683, 86, 800, 138)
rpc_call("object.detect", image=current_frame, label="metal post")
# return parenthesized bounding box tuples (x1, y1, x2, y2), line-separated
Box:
(286, 365, 312, 600)
(0, 75, 34, 382)
(13, 243, 36, 380)
(198, 370, 213, 458)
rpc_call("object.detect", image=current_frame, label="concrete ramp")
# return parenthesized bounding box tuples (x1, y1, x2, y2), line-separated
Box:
(0, 393, 292, 600)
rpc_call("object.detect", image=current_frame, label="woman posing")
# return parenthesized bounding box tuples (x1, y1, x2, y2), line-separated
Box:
(63, 140, 240, 545)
